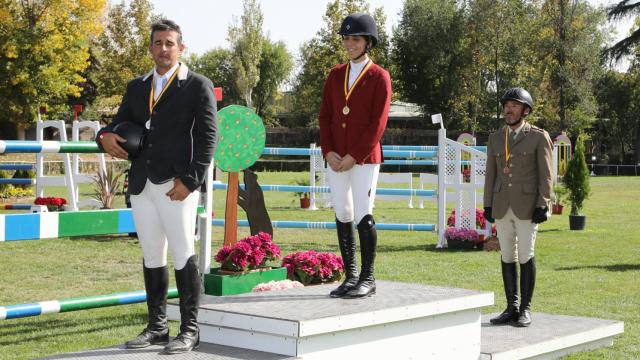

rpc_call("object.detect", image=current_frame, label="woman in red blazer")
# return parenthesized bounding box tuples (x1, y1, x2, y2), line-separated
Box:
(319, 13, 392, 298)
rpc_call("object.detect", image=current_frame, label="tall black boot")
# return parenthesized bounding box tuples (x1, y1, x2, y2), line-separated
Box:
(516, 257, 536, 327)
(125, 264, 169, 349)
(164, 255, 200, 354)
(330, 219, 359, 298)
(345, 215, 377, 298)
(490, 261, 520, 325)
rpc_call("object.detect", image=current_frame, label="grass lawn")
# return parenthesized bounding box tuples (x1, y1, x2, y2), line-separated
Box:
(0, 173, 638, 359)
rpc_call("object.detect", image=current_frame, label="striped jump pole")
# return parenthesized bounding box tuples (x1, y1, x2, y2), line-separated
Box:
(0, 178, 36, 185)
(211, 183, 436, 198)
(0, 204, 32, 210)
(0, 288, 178, 320)
(0, 141, 441, 159)
(212, 219, 435, 232)
(0, 164, 35, 171)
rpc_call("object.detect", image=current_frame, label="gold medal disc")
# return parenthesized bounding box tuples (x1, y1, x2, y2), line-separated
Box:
(503, 166, 510, 174)
(342, 106, 350, 115)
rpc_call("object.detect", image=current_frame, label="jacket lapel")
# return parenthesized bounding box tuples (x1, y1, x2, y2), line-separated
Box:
(149, 63, 189, 108)
(513, 122, 531, 147)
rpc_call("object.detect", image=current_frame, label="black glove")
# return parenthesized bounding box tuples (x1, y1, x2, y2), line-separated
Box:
(532, 207, 549, 224)
(483, 207, 495, 223)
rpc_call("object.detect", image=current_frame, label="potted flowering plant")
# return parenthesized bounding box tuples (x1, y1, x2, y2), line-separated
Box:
(447, 208, 496, 239)
(34, 197, 67, 212)
(206, 232, 287, 296)
(281, 250, 344, 285)
(214, 232, 281, 273)
(444, 227, 481, 250)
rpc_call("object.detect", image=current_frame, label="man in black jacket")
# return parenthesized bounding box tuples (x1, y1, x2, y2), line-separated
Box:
(97, 19, 217, 354)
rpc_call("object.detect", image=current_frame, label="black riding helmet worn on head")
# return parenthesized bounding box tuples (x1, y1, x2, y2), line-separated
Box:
(338, 13, 378, 60)
(112, 121, 146, 160)
(501, 87, 534, 113)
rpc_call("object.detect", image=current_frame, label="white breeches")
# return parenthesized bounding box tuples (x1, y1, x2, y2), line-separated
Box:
(495, 207, 537, 264)
(327, 164, 380, 224)
(130, 179, 200, 270)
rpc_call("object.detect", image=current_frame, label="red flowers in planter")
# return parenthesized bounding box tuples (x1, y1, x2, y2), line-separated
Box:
(214, 232, 281, 272)
(447, 208, 496, 235)
(34, 197, 67, 211)
(281, 251, 344, 285)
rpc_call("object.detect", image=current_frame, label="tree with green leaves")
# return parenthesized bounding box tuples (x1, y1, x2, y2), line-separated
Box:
(88, 0, 158, 121)
(461, 0, 538, 133)
(0, 0, 106, 138)
(185, 48, 241, 108)
(228, 0, 264, 108)
(253, 40, 293, 125)
(391, 0, 468, 130)
(292, 0, 389, 126)
(603, 1, 640, 61)
(533, 0, 605, 136)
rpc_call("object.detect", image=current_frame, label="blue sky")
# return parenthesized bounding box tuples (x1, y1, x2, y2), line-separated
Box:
(145, 0, 634, 59)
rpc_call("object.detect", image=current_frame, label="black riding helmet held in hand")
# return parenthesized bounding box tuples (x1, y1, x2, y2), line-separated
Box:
(112, 121, 146, 160)
(501, 87, 534, 113)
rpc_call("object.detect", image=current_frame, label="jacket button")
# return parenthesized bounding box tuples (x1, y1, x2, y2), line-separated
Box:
(342, 123, 346, 128)
(508, 183, 512, 187)
(148, 143, 153, 148)
(146, 160, 151, 164)
(509, 174, 512, 178)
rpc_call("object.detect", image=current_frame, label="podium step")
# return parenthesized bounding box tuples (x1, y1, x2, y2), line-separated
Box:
(480, 312, 623, 359)
(167, 280, 493, 359)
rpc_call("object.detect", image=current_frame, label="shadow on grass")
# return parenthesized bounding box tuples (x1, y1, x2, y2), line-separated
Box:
(0, 313, 144, 345)
(556, 263, 640, 272)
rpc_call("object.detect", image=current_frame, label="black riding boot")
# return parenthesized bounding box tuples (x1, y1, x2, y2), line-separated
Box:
(125, 264, 169, 348)
(164, 255, 200, 354)
(490, 261, 520, 325)
(345, 215, 377, 298)
(516, 257, 536, 327)
(330, 219, 359, 298)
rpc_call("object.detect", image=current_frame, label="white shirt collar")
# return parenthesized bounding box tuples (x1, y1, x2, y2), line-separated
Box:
(510, 121, 526, 135)
(349, 57, 370, 71)
(153, 62, 180, 82)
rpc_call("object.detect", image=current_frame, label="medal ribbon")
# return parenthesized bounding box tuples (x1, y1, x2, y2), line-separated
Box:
(504, 127, 511, 164)
(343, 60, 373, 107)
(148, 65, 180, 115)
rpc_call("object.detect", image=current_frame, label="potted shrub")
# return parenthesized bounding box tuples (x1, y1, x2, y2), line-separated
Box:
(563, 135, 590, 230)
(551, 184, 568, 215)
(293, 178, 311, 209)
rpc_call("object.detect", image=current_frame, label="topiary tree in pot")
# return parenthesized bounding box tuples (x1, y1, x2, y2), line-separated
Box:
(562, 134, 590, 230)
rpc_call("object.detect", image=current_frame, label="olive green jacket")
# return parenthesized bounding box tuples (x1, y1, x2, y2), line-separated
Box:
(483, 122, 553, 220)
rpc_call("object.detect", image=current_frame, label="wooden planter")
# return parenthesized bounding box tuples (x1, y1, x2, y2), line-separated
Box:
(204, 267, 288, 296)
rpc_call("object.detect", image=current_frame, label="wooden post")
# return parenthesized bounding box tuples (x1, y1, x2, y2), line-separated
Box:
(224, 172, 239, 246)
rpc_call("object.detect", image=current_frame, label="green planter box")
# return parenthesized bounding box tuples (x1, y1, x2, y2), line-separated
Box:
(204, 267, 288, 296)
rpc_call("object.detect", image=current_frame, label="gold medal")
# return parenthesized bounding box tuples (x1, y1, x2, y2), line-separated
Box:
(343, 106, 350, 115)
(503, 166, 510, 174)
(343, 60, 373, 117)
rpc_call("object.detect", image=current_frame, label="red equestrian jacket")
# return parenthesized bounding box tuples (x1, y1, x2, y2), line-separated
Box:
(318, 61, 392, 164)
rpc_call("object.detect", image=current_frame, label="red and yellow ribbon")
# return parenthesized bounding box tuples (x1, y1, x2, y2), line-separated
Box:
(343, 61, 373, 112)
(148, 65, 180, 115)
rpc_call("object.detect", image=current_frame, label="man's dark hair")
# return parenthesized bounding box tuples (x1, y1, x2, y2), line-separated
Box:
(150, 19, 182, 44)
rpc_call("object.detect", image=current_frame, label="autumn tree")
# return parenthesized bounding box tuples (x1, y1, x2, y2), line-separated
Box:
(0, 0, 106, 138)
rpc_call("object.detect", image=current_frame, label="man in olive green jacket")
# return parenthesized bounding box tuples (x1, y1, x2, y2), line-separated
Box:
(483, 87, 553, 327)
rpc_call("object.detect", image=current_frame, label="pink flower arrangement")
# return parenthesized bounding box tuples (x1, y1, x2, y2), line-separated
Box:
(447, 208, 496, 235)
(34, 196, 67, 211)
(444, 227, 481, 243)
(252, 280, 304, 292)
(281, 250, 344, 285)
(214, 232, 281, 272)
